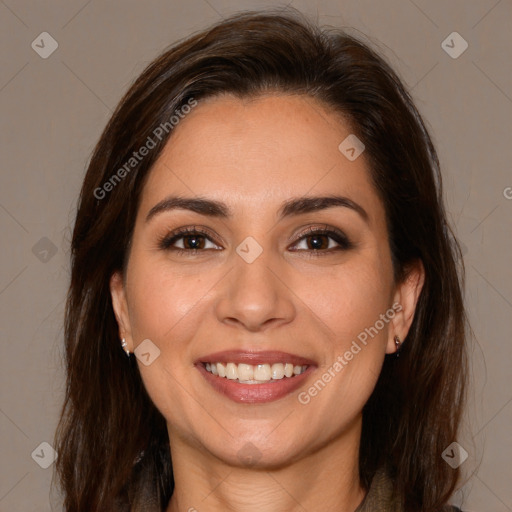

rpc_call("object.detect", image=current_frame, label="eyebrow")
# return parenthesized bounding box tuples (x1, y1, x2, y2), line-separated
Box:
(145, 194, 369, 224)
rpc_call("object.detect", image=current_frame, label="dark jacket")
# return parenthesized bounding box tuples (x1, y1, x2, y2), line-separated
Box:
(355, 467, 462, 511)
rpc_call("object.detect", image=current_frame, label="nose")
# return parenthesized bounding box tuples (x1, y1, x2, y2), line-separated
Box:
(214, 247, 296, 332)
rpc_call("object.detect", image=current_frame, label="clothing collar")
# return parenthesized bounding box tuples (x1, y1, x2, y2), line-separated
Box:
(354, 466, 402, 512)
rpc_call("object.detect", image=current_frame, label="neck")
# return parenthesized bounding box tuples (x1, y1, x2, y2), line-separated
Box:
(166, 417, 366, 512)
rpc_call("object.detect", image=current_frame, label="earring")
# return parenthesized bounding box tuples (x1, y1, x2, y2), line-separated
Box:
(121, 338, 130, 357)
(394, 335, 401, 357)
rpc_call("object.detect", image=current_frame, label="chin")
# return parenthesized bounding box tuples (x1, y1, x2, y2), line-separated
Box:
(202, 434, 310, 470)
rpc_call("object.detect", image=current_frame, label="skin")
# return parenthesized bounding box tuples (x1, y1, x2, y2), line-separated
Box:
(110, 93, 424, 512)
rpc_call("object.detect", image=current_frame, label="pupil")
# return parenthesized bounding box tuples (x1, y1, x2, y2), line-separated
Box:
(310, 235, 325, 250)
(185, 235, 202, 249)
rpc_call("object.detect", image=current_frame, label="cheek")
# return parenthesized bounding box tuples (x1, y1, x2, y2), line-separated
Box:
(317, 259, 393, 406)
(126, 257, 213, 342)
(124, 258, 214, 422)
(299, 270, 391, 426)
(297, 258, 393, 342)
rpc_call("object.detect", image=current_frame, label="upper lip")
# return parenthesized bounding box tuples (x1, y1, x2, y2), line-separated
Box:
(196, 350, 316, 367)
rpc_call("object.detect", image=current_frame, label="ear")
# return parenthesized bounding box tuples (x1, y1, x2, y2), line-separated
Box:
(386, 259, 425, 355)
(110, 271, 133, 352)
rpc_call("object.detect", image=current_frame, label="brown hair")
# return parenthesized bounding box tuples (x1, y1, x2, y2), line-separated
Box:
(53, 8, 468, 511)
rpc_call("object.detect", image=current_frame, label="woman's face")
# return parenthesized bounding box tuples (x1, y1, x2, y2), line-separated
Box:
(111, 93, 421, 468)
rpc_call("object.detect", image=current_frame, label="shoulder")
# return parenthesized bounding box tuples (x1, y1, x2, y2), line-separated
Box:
(442, 506, 463, 512)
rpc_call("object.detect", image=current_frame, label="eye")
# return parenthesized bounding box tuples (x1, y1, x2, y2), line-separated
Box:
(289, 226, 354, 256)
(158, 225, 354, 256)
(157, 226, 221, 254)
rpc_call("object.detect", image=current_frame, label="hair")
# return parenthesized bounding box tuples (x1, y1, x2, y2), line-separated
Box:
(53, 7, 468, 511)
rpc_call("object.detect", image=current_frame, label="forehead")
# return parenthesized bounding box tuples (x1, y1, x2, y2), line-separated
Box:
(139, 93, 383, 223)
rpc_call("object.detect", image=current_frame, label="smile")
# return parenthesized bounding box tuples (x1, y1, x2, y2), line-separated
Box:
(196, 350, 316, 404)
(204, 362, 308, 383)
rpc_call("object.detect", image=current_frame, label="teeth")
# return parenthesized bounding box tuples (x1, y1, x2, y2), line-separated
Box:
(226, 362, 237, 380)
(204, 362, 308, 383)
(271, 363, 284, 379)
(254, 364, 271, 381)
(238, 363, 254, 381)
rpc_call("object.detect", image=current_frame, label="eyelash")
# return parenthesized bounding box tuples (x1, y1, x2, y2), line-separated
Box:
(157, 225, 354, 258)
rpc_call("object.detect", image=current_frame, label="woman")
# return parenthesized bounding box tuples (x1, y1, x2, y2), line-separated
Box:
(53, 9, 468, 512)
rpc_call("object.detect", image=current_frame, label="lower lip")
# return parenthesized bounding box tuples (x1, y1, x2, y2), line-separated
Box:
(197, 364, 315, 404)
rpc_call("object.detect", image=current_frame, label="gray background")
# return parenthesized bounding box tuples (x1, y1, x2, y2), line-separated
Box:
(0, 0, 511, 510)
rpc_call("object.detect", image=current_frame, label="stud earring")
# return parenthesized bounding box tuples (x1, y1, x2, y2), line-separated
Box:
(121, 338, 130, 357)
(394, 335, 401, 357)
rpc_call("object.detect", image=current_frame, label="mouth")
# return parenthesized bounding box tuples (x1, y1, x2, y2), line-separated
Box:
(195, 350, 316, 404)
(203, 361, 308, 382)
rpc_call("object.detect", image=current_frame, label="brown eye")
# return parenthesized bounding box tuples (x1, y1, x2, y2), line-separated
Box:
(158, 225, 354, 257)
(290, 227, 353, 255)
(180, 234, 206, 250)
(303, 233, 332, 250)
(158, 227, 221, 253)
